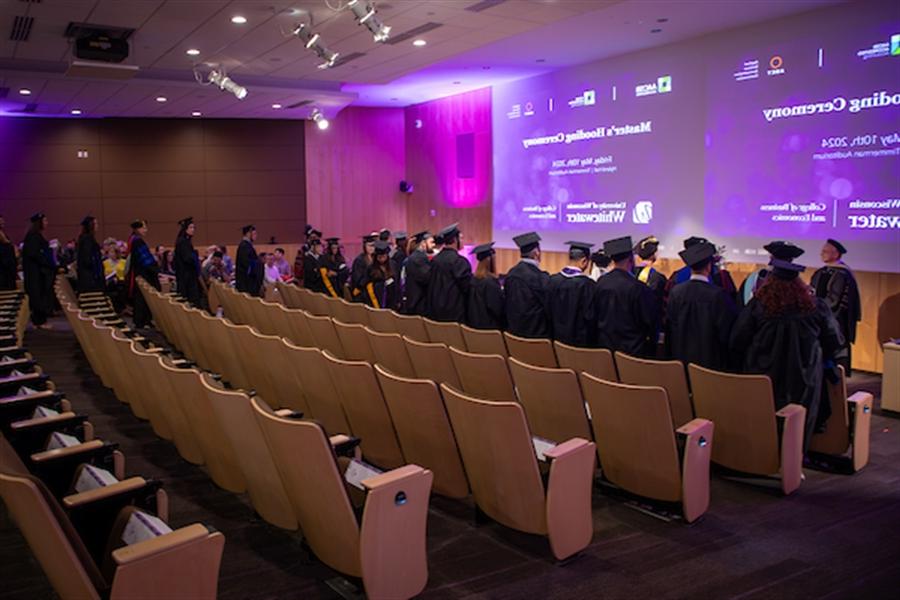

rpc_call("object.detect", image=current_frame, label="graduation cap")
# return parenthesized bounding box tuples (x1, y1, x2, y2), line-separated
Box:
(603, 236, 633, 261)
(325, 237, 341, 244)
(242, 224, 255, 235)
(513, 232, 541, 255)
(412, 230, 431, 244)
(178, 216, 194, 228)
(304, 224, 316, 237)
(374, 240, 391, 255)
(439, 223, 461, 241)
(131, 219, 147, 230)
(635, 236, 659, 260)
(472, 242, 496, 261)
(565, 241, 593, 259)
(29, 212, 45, 223)
(826, 238, 847, 255)
(309, 228, 323, 238)
(678, 240, 716, 268)
(769, 258, 806, 280)
(362, 233, 378, 244)
(394, 231, 408, 241)
(309, 238, 322, 247)
(379, 229, 391, 241)
(763, 240, 804, 261)
(683, 236, 708, 249)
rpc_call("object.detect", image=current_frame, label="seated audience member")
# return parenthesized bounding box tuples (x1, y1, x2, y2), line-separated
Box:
(57, 238, 77, 270)
(155, 245, 166, 264)
(811, 238, 861, 376)
(730, 259, 845, 450)
(219, 245, 234, 276)
(293, 248, 304, 283)
(666, 240, 737, 370)
(365, 241, 400, 309)
(262, 252, 281, 284)
(318, 237, 348, 298)
(103, 246, 127, 310)
(426, 223, 472, 323)
(274, 247, 291, 277)
(467, 242, 505, 330)
(739, 241, 804, 306)
(159, 250, 176, 277)
(548, 241, 596, 347)
(201, 245, 218, 269)
(202, 251, 231, 285)
(505, 232, 551, 338)
(666, 236, 738, 306)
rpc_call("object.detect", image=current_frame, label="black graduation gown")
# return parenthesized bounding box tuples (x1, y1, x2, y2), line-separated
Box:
(126, 234, 160, 328)
(391, 248, 407, 279)
(403, 250, 431, 316)
(349, 254, 370, 303)
(635, 265, 667, 304)
(303, 252, 324, 294)
(810, 264, 861, 375)
(0, 240, 16, 291)
(505, 260, 552, 339)
(76, 234, 104, 293)
(318, 254, 348, 298)
(365, 268, 400, 310)
(730, 297, 844, 449)
(548, 268, 595, 347)
(235, 239, 263, 297)
(425, 248, 472, 323)
(666, 279, 738, 370)
(592, 268, 660, 356)
(467, 276, 505, 330)
(174, 236, 201, 306)
(22, 230, 55, 325)
(665, 264, 738, 308)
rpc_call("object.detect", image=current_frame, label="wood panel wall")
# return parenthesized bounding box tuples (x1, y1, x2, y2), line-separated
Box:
(0, 118, 306, 250)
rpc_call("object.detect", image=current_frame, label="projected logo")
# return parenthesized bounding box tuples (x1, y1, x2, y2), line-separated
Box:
(766, 55, 785, 76)
(632, 201, 654, 224)
(507, 104, 521, 119)
(524, 101, 535, 117)
(567, 90, 596, 108)
(635, 76, 672, 97)
(892, 34, 900, 56)
(857, 34, 900, 60)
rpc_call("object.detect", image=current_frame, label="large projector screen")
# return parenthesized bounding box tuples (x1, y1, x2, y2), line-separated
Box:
(491, 2, 900, 272)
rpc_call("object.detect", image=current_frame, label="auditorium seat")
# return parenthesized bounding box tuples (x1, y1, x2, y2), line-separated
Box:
(215, 320, 257, 391)
(423, 318, 467, 350)
(809, 366, 873, 472)
(328, 297, 352, 323)
(275, 280, 301, 309)
(281, 341, 352, 435)
(460, 325, 508, 357)
(553, 342, 618, 382)
(305, 313, 346, 358)
(688, 364, 805, 495)
(365, 328, 417, 378)
(403, 337, 462, 389)
(110, 331, 173, 441)
(343, 301, 371, 327)
(373, 365, 470, 499)
(279, 307, 318, 348)
(448, 347, 517, 402)
(322, 351, 405, 470)
(252, 399, 432, 599)
(391, 313, 429, 343)
(234, 327, 292, 409)
(615, 352, 694, 428)
(251, 299, 284, 336)
(580, 374, 713, 523)
(503, 333, 558, 368)
(304, 291, 330, 317)
(507, 358, 593, 443)
(333, 319, 378, 363)
(440, 384, 595, 560)
(365, 306, 395, 334)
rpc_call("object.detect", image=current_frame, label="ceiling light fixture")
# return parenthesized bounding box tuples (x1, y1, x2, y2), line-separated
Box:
(156, 96, 167, 102)
(413, 39, 426, 47)
(205, 68, 248, 100)
(311, 109, 329, 130)
(231, 15, 247, 24)
(272, 103, 283, 109)
(292, 23, 339, 69)
(19, 88, 31, 95)
(192, 111, 202, 117)
(347, 0, 391, 43)
(71, 109, 82, 115)
(186, 48, 200, 56)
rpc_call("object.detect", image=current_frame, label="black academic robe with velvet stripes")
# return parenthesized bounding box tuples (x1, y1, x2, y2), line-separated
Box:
(504, 260, 552, 339)
(665, 278, 738, 371)
(548, 267, 595, 347)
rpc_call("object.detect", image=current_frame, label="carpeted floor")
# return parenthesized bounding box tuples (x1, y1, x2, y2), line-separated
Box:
(2, 317, 899, 599)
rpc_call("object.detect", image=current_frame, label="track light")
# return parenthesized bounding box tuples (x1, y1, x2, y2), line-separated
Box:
(311, 109, 329, 131)
(347, 0, 391, 43)
(208, 69, 248, 100)
(292, 23, 339, 69)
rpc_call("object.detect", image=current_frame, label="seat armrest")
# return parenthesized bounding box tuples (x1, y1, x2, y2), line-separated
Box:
(330, 434, 362, 459)
(63, 477, 148, 509)
(775, 404, 805, 495)
(30, 438, 104, 462)
(847, 392, 873, 472)
(676, 418, 713, 523)
(544, 438, 595, 560)
(10, 411, 82, 431)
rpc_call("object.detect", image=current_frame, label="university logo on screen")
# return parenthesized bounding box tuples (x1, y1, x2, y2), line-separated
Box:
(847, 198, 900, 229)
(635, 75, 672, 97)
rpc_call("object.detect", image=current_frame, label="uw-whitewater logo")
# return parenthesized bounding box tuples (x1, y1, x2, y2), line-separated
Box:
(632, 201, 653, 224)
(657, 75, 672, 93)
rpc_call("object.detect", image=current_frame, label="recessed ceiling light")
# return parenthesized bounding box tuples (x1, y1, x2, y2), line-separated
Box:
(71, 109, 82, 115)
(452, 81, 461, 85)
(186, 48, 200, 56)
(19, 88, 31, 96)
(156, 96, 167, 102)
(657, 18, 669, 23)
(536, 58, 546, 63)
(231, 15, 247, 24)
(412, 39, 426, 47)
(192, 111, 202, 117)
(482, 66, 491, 70)
(272, 103, 283, 109)
(390, 97, 399, 101)
(650, 28, 663, 33)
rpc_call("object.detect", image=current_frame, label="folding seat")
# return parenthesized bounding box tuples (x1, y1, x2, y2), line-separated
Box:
(402, 337, 461, 388)
(440, 384, 595, 560)
(615, 352, 694, 428)
(305, 313, 346, 358)
(343, 300, 371, 327)
(423, 318, 467, 350)
(0, 470, 224, 600)
(364, 306, 392, 333)
(281, 341, 351, 434)
(216, 321, 258, 391)
(553, 341, 618, 382)
(507, 358, 592, 443)
(689, 364, 805, 495)
(322, 295, 344, 320)
(809, 366, 873, 471)
(460, 325, 508, 357)
(276, 280, 300, 309)
(264, 302, 294, 339)
(580, 374, 713, 523)
(201, 378, 298, 530)
(293, 286, 316, 312)
(333, 319, 378, 363)
(374, 366, 469, 499)
(0, 381, 67, 426)
(503, 332, 558, 368)
(323, 352, 405, 470)
(365, 328, 416, 378)
(227, 325, 283, 406)
(250, 299, 283, 336)
(448, 347, 517, 402)
(253, 399, 432, 599)
(391, 312, 429, 342)
(109, 331, 173, 440)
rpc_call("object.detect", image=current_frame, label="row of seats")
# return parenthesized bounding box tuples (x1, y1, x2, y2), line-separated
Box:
(2, 284, 224, 600)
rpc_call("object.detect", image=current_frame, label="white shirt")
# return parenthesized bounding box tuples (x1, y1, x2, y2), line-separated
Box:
(690, 273, 710, 283)
(264, 263, 281, 283)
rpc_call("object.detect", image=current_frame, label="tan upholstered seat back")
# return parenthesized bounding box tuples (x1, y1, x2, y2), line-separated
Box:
(216, 320, 256, 391)
(283, 308, 317, 347)
(343, 301, 371, 326)
(809, 366, 851, 455)
(282, 341, 351, 434)
(365, 307, 395, 333)
(449, 347, 517, 402)
(580, 374, 682, 502)
(239, 328, 292, 409)
(329, 298, 352, 322)
(366, 328, 416, 378)
(503, 333, 558, 368)
(440, 384, 547, 535)
(688, 364, 780, 475)
(424, 319, 467, 350)
(305, 292, 330, 316)
(306, 313, 346, 358)
(403, 337, 461, 388)
(507, 358, 592, 443)
(392, 313, 429, 342)
(460, 325, 508, 357)
(554, 341, 618, 382)
(615, 352, 694, 428)
(333, 320, 378, 363)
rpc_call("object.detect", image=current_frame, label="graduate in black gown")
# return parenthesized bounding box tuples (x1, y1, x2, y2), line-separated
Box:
(810, 239, 861, 376)
(504, 232, 552, 339)
(22, 213, 56, 328)
(426, 223, 472, 322)
(593, 236, 660, 356)
(0, 216, 17, 291)
(466, 242, 505, 330)
(365, 241, 401, 309)
(666, 241, 738, 370)
(75, 216, 104, 293)
(730, 260, 845, 450)
(174, 217, 202, 306)
(235, 225, 264, 297)
(391, 231, 408, 277)
(126, 220, 160, 328)
(402, 231, 433, 315)
(350, 234, 376, 303)
(318, 237, 348, 298)
(633, 236, 666, 305)
(665, 236, 738, 307)
(548, 241, 596, 347)
(303, 238, 325, 294)
(738, 241, 804, 307)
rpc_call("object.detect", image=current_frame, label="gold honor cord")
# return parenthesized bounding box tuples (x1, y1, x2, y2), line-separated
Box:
(366, 282, 380, 308)
(320, 267, 339, 298)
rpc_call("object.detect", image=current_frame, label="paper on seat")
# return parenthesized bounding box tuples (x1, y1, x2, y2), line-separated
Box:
(532, 436, 557, 462)
(121, 511, 173, 546)
(17, 386, 39, 396)
(344, 459, 383, 490)
(74, 464, 119, 493)
(46, 432, 81, 450)
(32, 406, 59, 418)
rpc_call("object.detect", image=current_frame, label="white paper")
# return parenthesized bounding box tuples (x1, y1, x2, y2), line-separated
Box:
(46, 432, 81, 450)
(74, 465, 118, 493)
(532, 436, 557, 462)
(10, 369, 24, 377)
(344, 459, 383, 490)
(17, 386, 39, 396)
(32, 406, 59, 419)
(1, 355, 14, 363)
(121, 511, 172, 546)
(584, 402, 592, 421)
